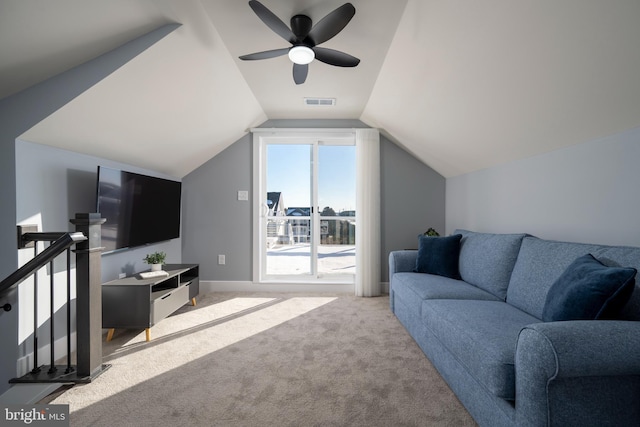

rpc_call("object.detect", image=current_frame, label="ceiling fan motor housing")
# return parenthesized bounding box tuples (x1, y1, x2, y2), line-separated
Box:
(291, 14, 312, 40)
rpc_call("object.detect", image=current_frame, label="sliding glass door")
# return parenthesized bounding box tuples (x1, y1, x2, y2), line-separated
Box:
(255, 131, 356, 283)
(317, 144, 356, 276)
(265, 143, 313, 276)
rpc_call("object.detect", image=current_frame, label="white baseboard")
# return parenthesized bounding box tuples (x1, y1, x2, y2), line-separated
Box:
(201, 281, 390, 295)
(16, 354, 33, 378)
(200, 280, 355, 294)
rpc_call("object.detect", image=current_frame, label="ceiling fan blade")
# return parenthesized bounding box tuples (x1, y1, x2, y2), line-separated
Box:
(313, 47, 360, 67)
(249, 0, 296, 44)
(307, 3, 356, 46)
(239, 48, 289, 61)
(293, 63, 308, 85)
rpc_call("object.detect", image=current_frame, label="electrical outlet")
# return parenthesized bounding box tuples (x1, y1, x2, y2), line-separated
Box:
(218, 254, 226, 265)
(237, 190, 249, 201)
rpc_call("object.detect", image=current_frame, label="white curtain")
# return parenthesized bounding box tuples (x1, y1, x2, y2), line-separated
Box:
(355, 128, 381, 297)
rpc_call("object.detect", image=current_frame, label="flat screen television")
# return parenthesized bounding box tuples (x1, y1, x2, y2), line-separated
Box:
(96, 166, 182, 253)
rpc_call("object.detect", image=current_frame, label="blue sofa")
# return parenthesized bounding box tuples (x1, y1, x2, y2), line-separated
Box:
(389, 230, 640, 427)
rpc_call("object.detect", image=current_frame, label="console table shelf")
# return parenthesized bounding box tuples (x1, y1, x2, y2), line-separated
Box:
(102, 264, 199, 341)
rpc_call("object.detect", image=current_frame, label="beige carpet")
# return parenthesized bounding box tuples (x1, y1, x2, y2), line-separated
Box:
(50, 292, 476, 426)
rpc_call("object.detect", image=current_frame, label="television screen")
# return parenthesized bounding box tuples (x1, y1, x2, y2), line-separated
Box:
(96, 166, 182, 253)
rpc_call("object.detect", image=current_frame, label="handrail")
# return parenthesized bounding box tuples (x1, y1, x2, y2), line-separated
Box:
(0, 232, 87, 297)
(23, 232, 67, 242)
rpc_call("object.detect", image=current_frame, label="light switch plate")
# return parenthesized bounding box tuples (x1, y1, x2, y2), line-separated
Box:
(237, 190, 249, 201)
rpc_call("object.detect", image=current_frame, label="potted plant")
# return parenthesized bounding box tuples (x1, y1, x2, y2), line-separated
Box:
(143, 251, 167, 271)
(423, 228, 440, 237)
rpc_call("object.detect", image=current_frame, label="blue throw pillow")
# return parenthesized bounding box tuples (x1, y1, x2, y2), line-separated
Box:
(414, 234, 462, 279)
(542, 253, 636, 321)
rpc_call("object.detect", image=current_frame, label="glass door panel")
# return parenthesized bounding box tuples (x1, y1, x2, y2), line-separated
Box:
(265, 144, 312, 276)
(317, 144, 356, 276)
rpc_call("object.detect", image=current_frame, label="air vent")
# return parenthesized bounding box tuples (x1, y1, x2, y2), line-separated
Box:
(304, 97, 336, 106)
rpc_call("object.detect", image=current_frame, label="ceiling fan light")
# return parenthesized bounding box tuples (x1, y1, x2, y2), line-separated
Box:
(288, 46, 315, 65)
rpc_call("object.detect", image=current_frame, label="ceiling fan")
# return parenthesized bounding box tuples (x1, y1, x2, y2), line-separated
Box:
(239, 1, 360, 85)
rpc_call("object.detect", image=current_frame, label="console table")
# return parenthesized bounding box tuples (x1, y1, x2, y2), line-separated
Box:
(102, 264, 199, 342)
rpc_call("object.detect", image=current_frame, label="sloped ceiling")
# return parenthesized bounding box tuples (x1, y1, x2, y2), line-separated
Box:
(362, 0, 640, 177)
(3, 0, 640, 178)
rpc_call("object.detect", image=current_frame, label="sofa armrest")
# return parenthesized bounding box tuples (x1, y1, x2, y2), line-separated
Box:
(388, 250, 418, 277)
(515, 320, 640, 427)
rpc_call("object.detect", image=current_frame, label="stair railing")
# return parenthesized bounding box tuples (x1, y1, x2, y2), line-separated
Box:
(0, 231, 85, 379)
(0, 213, 108, 384)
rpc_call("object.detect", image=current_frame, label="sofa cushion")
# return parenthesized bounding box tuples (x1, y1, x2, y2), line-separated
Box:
(454, 230, 527, 300)
(392, 272, 501, 316)
(414, 234, 462, 279)
(421, 299, 539, 400)
(542, 254, 636, 321)
(507, 237, 639, 319)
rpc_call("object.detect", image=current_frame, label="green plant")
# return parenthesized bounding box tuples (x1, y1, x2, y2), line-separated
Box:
(423, 228, 440, 237)
(143, 251, 166, 265)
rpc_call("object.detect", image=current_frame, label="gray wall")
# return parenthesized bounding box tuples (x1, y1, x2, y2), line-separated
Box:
(259, 119, 369, 129)
(13, 139, 181, 380)
(381, 137, 445, 280)
(182, 134, 253, 281)
(0, 24, 179, 394)
(446, 126, 640, 246)
(182, 120, 446, 283)
(15, 139, 182, 283)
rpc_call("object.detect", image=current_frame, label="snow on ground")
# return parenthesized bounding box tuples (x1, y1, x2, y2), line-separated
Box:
(266, 244, 355, 276)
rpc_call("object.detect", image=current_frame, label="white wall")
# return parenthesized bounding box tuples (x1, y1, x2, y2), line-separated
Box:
(446, 126, 640, 246)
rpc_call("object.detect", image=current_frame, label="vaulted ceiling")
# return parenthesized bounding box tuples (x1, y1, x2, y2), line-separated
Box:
(2, 0, 640, 178)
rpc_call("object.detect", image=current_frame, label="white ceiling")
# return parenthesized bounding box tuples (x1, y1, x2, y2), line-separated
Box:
(2, 0, 640, 178)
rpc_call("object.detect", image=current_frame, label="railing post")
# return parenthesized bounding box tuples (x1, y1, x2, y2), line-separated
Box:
(31, 244, 40, 374)
(66, 248, 72, 374)
(70, 213, 106, 379)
